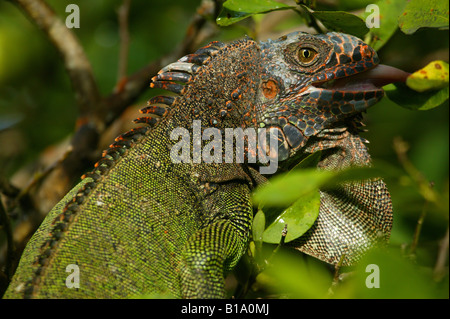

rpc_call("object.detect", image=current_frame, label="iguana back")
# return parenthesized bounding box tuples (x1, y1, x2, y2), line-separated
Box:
(5, 38, 263, 298)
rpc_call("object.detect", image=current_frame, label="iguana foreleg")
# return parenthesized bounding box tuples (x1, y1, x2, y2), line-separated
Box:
(179, 183, 252, 298)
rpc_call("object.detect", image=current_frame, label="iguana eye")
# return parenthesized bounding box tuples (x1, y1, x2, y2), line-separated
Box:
(298, 47, 318, 65)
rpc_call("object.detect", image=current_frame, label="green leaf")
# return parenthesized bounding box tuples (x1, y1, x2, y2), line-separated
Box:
(253, 168, 334, 207)
(216, 0, 294, 26)
(310, 10, 369, 38)
(406, 60, 449, 92)
(399, 0, 449, 34)
(262, 190, 320, 243)
(289, 150, 322, 171)
(252, 209, 266, 243)
(384, 82, 449, 111)
(253, 163, 397, 207)
(254, 163, 399, 244)
(385, 61, 449, 110)
(362, 0, 407, 51)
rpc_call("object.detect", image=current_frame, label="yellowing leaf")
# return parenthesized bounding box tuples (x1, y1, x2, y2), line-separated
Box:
(406, 60, 449, 92)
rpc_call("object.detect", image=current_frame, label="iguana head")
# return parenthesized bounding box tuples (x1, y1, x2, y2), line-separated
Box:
(252, 31, 408, 161)
(144, 31, 408, 162)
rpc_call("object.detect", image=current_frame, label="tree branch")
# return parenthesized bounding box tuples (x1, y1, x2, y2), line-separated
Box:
(11, 0, 101, 117)
(116, 0, 131, 87)
(99, 0, 213, 127)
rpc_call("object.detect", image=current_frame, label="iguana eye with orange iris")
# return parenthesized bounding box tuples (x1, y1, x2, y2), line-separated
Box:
(298, 47, 318, 65)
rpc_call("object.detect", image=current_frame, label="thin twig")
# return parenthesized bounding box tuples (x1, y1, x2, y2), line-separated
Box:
(99, 1, 212, 127)
(327, 253, 346, 296)
(116, 0, 131, 88)
(392, 137, 442, 258)
(393, 137, 438, 204)
(272, 224, 288, 256)
(409, 187, 431, 257)
(433, 226, 449, 281)
(294, 4, 326, 34)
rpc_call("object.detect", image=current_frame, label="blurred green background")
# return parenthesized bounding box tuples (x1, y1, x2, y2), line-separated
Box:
(0, 0, 448, 298)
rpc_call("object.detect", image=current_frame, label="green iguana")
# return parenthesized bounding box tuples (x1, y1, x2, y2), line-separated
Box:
(4, 31, 408, 298)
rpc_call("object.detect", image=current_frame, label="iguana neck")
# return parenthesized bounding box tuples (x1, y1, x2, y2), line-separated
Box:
(308, 124, 371, 170)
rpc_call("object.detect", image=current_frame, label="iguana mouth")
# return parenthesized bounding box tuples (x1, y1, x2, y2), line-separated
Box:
(313, 64, 410, 92)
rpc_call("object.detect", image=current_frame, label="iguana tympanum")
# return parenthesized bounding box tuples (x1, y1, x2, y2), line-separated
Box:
(4, 31, 407, 298)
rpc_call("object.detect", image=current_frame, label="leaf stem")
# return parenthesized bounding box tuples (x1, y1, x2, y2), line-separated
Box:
(294, 4, 326, 34)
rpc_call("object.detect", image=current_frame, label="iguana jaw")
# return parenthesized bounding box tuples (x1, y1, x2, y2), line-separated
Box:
(313, 64, 409, 93)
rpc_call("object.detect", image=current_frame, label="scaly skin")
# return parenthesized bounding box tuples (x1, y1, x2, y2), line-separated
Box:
(4, 31, 396, 298)
(288, 125, 393, 265)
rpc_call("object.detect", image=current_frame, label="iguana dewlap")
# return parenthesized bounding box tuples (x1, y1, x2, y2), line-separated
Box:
(4, 31, 407, 298)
